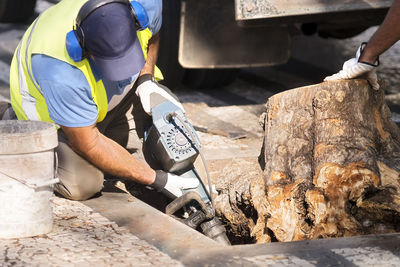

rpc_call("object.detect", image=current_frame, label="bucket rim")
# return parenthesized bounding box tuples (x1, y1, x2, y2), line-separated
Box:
(0, 120, 56, 136)
(0, 120, 58, 154)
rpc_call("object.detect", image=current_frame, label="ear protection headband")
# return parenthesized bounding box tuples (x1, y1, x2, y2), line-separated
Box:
(66, 0, 149, 62)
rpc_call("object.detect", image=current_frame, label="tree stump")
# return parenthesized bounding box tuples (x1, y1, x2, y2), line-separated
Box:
(214, 79, 400, 243)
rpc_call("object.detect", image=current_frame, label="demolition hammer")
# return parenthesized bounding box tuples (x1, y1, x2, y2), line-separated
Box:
(144, 101, 230, 245)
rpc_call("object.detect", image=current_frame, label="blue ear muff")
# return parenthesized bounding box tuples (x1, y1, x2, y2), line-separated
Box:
(130, 1, 149, 31)
(66, 30, 84, 62)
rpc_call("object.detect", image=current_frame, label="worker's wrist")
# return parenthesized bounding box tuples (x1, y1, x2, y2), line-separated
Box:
(139, 64, 155, 77)
(142, 169, 157, 186)
(359, 52, 379, 66)
(358, 44, 379, 66)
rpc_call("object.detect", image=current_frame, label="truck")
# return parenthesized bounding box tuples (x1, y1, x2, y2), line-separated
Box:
(0, 0, 393, 89)
(157, 0, 393, 89)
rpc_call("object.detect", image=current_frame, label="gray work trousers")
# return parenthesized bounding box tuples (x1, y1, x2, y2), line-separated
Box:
(54, 87, 152, 201)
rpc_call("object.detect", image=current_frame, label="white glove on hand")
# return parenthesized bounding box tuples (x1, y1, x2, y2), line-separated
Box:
(136, 74, 184, 115)
(150, 170, 199, 199)
(324, 43, 379, 90)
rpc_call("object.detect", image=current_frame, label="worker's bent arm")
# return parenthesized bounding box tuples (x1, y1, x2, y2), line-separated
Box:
(140, 33, 160, 76)
(360, 0, 400, 64)
(61, 124, 156, 185)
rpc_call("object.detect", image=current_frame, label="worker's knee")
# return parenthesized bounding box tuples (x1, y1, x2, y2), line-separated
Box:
(55, 141, 104, 201)
(55, 174, 104, 201)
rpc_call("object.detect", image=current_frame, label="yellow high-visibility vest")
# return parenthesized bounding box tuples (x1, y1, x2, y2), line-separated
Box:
(9, 0, 163, 123)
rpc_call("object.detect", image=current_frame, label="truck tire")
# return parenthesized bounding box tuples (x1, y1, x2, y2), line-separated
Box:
(157, 0, 184, 90)
(318, 27, 368, 39)
(158, 0, 239, 90)
(182, 69, 239, 89)
(0, 0, 37, 23)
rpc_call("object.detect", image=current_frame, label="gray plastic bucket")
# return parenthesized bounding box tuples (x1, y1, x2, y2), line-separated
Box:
(0, 120, 58, 239)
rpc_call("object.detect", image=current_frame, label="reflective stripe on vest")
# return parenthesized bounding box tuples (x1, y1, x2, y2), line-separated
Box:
(16, 43, 39, 121)
(16, 17, 41, 121)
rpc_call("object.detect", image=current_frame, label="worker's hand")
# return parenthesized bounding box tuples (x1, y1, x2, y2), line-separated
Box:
(136, 74, 184, 115)
(150, 170, 199, 199)
(324, 43, 380, 90)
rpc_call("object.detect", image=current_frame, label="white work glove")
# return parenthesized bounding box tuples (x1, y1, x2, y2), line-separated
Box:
(324, 43, 380, 90)
(136, 74, 184, 115)
(150, 170, 199, 199)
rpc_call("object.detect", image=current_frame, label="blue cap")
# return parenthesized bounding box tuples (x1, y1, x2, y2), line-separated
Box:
(80, 2, 145, 81)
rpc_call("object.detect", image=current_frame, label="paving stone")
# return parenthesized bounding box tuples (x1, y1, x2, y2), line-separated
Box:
(0, 196, 183, 266)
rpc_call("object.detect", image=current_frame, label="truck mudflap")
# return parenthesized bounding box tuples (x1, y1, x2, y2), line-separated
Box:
(235, 0, 393, 21)
(179, 0, 290, 68)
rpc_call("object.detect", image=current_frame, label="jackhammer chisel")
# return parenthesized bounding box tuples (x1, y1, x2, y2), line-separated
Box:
(144, 101, 230, 245)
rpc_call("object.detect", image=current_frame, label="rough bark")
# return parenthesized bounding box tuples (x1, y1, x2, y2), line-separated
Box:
(213, 158, 267, 244)
(214, 79, 400, 243)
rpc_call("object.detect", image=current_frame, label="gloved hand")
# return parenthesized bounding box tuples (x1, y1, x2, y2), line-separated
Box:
(136, 74, 184, 115)
(150, 170, 199, 199)
(324, 43, 380, 90)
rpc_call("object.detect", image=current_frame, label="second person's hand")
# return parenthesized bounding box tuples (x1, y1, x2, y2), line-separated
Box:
(324, 43, 380, 90)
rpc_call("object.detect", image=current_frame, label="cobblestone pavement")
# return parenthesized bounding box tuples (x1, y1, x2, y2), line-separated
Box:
(0, 195, 182, 267)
